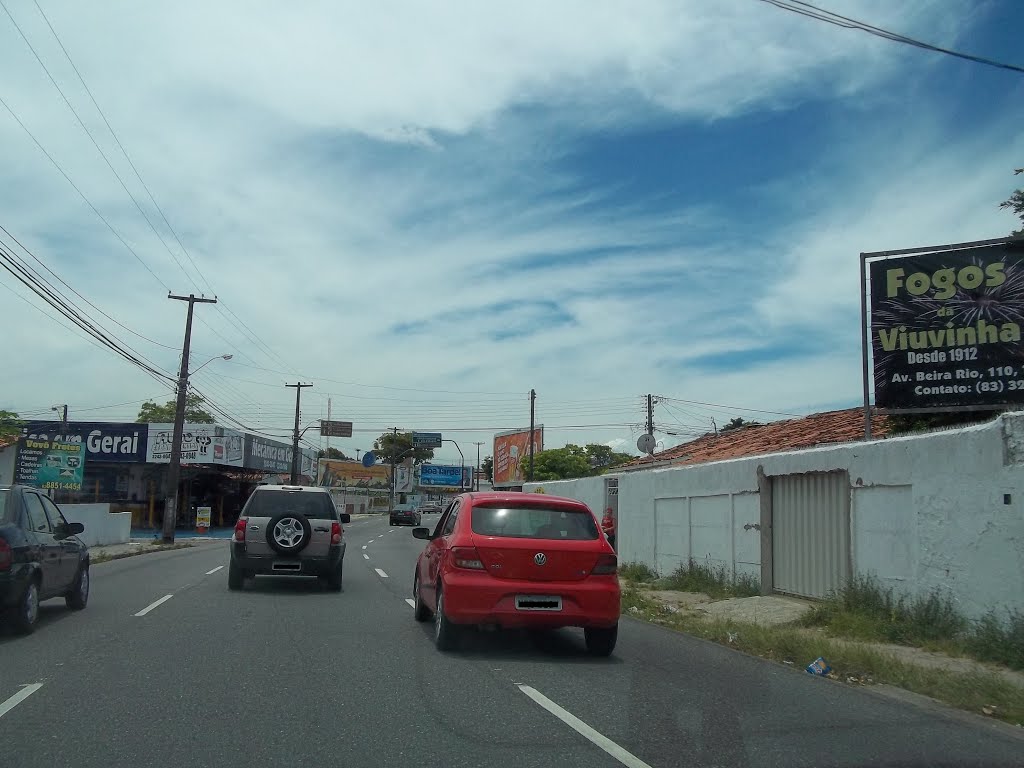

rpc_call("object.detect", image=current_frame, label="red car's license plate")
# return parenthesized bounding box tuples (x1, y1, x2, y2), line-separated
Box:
(515, 595, 562, 611)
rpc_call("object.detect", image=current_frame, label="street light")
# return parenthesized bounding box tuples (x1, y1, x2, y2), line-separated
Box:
(191, 353, 233, 375)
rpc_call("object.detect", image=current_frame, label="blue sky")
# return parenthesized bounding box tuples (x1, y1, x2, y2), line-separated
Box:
(1, 0, 1022, 462)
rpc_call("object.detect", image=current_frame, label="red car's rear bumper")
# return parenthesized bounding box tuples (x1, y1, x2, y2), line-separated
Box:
(442, 569, 620, 629)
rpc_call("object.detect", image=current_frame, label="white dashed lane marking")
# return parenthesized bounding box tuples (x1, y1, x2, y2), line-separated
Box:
(363, 554, 369, 560)
(375, 568, 388, 578)
(134, 594, 174, 617)
(404, 598, 415, 608)
(205, 566, 224, 575)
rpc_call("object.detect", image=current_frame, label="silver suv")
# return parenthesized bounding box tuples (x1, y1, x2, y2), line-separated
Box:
(228, 485, 350, 591)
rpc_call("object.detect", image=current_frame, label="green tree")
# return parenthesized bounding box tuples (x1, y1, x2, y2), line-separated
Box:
(584, 443, 633, 472)
(372, 431, 434, 465)
(531, 445, 591, 481)
(480, 455, 493, 481)
(1000, 168, 1024, 236)
(318, 447, 352, 460)
(136, 394, 215, 423)
(721, 417, 762, 432)
(0, 410, 23, 440)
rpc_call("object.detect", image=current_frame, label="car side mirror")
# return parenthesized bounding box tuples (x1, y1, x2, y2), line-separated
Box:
(66, 522, 85, 534)
(339, 513, 351, 524)
(412, 527, 431, 540)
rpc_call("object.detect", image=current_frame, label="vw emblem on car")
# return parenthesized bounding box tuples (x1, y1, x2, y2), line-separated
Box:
(534, 552, 547, 566)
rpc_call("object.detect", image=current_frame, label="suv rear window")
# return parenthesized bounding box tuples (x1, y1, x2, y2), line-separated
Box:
(244, 490, 336, 520)
(471, 504, 599, 540)
(0, 490, 10, 524)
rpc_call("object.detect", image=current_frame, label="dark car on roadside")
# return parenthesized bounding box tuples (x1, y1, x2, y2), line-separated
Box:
(0, 485, 90, 634)
(389, 506, 421, 526)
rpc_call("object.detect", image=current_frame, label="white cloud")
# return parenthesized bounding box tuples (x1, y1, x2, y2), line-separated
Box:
(0, 0, 1013, 461)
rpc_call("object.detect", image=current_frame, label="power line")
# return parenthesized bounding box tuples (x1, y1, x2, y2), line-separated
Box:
(655, 395, 802, 418)
(756, 0, 1024, 75)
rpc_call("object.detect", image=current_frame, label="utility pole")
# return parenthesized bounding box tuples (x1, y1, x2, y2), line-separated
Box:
(471, 441, 483, 491)
(646, 394, 655, 435)
(326, 397, 332, 457)
(389, 426, 398, 511)
(163, 293, 217, 543)
(286, 383, 313, 483)
(528, 388, 536, 482)
(52, 404, 68, 430)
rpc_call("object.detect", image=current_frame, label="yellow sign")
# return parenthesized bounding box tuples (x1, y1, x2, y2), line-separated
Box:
(533, 487, 546, 494)
(196, 507, 212, 528)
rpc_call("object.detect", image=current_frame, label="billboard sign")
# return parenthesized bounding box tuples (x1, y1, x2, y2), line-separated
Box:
(418, 464, 464, 487)
(15, 436, 85, 491)
(20, 421, 147, 463)
(868, 243, 1024, 410)
(319, 459, 391, 488)
(148, 424, 245, 466)
(492, 426, 543, 486)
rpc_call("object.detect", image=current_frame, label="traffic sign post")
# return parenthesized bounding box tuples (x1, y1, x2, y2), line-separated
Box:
(412, 432, 442, 449)
(320, 420, 353, 438)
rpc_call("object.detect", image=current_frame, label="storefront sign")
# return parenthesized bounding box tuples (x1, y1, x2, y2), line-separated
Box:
(21, 421, 147, 463)
(15, 437, 85, 491)
(244, 434, 294, 473)
(147, 423, 245, 466)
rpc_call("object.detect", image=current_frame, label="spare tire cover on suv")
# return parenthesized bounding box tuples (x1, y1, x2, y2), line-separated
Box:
(266, 512, 313, 555)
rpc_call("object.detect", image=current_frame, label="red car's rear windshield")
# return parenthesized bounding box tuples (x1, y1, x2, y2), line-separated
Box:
(471, 504, 599, 540)
(244, 490, 336, 520)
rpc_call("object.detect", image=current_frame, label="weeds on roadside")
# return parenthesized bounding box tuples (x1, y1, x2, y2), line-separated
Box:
(657, 559, 760, 599)
(966, 609, 1024, 671)
(619, 562, 658, 583)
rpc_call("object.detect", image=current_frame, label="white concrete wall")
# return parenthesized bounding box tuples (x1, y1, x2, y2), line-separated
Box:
(0, 445, 15, 485)
(61, 503, 131, 547)
(527, 413, 1024, 618)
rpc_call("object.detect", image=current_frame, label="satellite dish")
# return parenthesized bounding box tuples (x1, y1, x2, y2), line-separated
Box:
(361, 451, 376, 468)
(636, 433, 657, 455)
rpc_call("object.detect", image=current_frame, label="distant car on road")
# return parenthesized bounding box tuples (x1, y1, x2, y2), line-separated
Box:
(229, 485, 350, 591)
(390, 504, 421, 526)
(0, 485, 89, 634)
(411, 491, 620, 655)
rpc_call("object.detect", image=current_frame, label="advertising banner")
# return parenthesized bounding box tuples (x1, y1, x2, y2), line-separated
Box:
(492, 426, 544, 486)
(21, 421, 147, 463)
(869, 244, 1024, 409)
(148, 423, 245, 466)
(15, 436, 85, 491)
(319, 459, 391, 488)
(419, 464, 464, 487)
(244, 434, 294, 473)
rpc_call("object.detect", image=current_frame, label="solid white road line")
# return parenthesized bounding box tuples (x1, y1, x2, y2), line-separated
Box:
(404, 598, 415, 607)
(205, 565, 224, 575)
(375, 568, 388, 578)
(134, 594, 174, 617)
(517, 685, 653, 768)
(0, 684, 43, 721)
(363, 554, 369, 560)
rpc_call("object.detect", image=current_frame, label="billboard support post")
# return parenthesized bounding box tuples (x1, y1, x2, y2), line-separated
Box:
(860, 251, 872, 440)
(442, 440, 465, 489)
(528, 389, 536, 482)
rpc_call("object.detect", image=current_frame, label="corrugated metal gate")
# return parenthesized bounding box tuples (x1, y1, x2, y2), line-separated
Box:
(771, 471, 850, 598)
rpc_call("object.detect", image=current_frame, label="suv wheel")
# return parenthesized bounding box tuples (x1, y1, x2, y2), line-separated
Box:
(325, 561, 343, 592)
(228, 560, 245, 591)
(13, 577, 40, 635)
(266, 513, 312, 555)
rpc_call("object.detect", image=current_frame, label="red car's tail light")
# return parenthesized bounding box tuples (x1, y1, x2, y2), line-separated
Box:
(233, 517, 247, 542)
(331, 521, 342, 545)
(450, 546, 485, 570)
(591, 554, 617, 575)
(0, 537, 10, 571)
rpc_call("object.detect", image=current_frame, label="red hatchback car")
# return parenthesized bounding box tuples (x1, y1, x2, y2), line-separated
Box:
(411, 492, 621, 655)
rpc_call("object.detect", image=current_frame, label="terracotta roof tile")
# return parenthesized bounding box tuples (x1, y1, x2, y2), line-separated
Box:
(623, 408, 889, 470)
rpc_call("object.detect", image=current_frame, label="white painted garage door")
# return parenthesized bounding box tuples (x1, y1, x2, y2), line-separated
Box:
(772, 471, 850, 598)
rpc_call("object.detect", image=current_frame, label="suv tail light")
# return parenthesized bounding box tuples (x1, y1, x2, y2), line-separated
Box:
(0, 537, 11, 571)
(331, 521, 342, 545)
(233, 517, 247, 543)
(591, 554, 617, 575)
(450, 546, 485, 570)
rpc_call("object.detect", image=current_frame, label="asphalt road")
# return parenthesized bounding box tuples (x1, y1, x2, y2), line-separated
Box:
(2, 513, 1021, 768)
